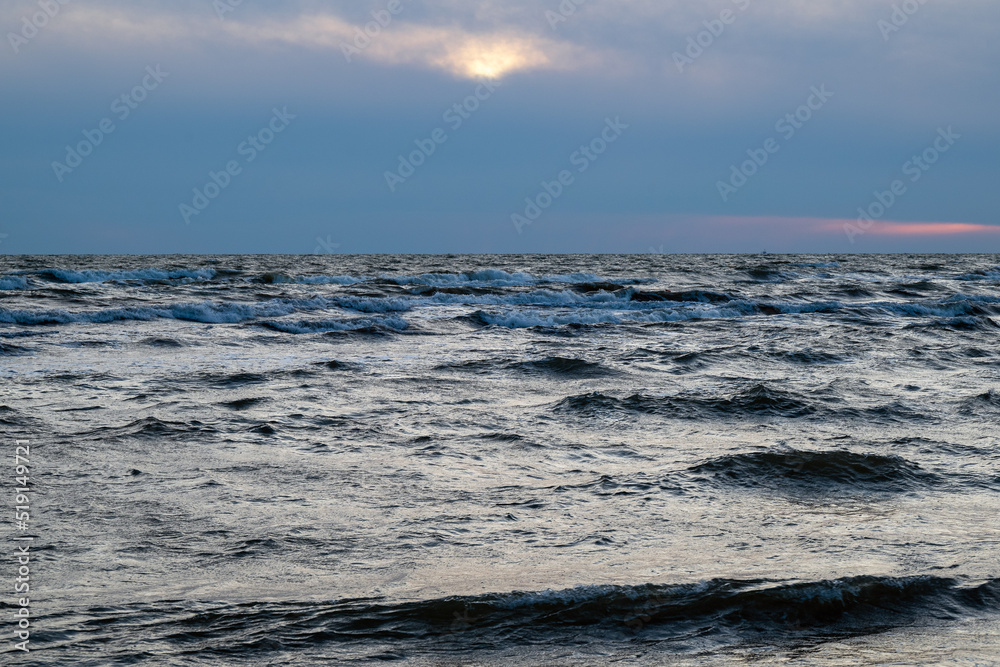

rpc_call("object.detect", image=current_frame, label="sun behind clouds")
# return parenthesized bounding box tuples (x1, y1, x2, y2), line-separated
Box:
(434, 35, 554, 79)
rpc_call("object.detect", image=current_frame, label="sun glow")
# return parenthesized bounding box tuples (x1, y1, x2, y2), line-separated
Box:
(436, 37, 553, 79)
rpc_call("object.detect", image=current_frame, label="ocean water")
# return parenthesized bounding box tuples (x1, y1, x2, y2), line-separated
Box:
(2, 254, 999, 666)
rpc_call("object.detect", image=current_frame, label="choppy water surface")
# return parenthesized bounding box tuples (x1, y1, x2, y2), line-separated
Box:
(2, 254, 999, 665)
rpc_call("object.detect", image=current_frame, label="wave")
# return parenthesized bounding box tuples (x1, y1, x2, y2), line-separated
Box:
(905, 316, 1000, 332)
(509, 356, 611, 377)
(7, 263, 1000, 342)
(295, 275, 366, 284)
(439, 356, 612, 377)
(206, 372, 270, 388)
(7, 267, 657, 289)
(259, 315, 408, 334)
(34, 268, 218, 284)
(48, 576, 1000, 659)
(845, 401, 938, 424)
(958, 389, 1000, 416)
(687, 449, 940, 493)
(0, 341, 32, 356)
(218, 397, 269, 410)
(330, 296, 411, 313)
(449, 294, 1000, 329)
(468, 304, 752, 328)
(889, 279, 948, 294)
(551, 472, 665, 496)
(316, 360, 361, 371)
(284, 269, 651, 289)
(0, 297, 332, 326)
(140, 337, 186, 348)
(556, 384, 816, 419)
(26, 268, 367, 286)
(0, 276, 30, 290)
(383, 269, 644, 287)
(876, 295, 1000, 318)
(76, 417, 217, 440)
(568, 281, 628, 293)
(433, 287, 654, 309)
(6, 285, 1000, 331)
(257, 272, 364, 285)
(832, 284, 877, 298)
(0, 296, 401, 328)
(1, 294, 727, 330)
(955, 266, 1000, 282)
(771, 349, 847, 365)
(746, 266, 801, 282)
(628, 289, 734, 303)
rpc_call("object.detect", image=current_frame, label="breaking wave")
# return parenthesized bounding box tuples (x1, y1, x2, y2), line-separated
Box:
(39, 576, 1000, 661)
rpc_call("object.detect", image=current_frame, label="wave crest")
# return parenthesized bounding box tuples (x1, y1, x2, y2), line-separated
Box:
(688, 449, 940, 493)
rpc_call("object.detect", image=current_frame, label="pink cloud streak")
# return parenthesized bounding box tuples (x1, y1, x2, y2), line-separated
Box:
(698, 216, 1000, 237)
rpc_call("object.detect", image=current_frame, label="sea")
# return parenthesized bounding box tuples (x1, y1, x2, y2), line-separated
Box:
(1, 254, 999, 666)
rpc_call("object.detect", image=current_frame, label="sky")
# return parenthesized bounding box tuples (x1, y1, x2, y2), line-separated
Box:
(1, 0, 998, 254)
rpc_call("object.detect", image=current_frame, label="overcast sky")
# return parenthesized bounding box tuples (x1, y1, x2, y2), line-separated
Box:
(1, 0, 998, 254)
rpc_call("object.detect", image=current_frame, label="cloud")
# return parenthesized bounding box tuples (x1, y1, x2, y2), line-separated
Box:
(641, 216, 1000, 248)
(226, 14, 590, 79)
(5, 0, 997, 89)
(869, 222, 1000, 236)
(7, 2, 597, 80)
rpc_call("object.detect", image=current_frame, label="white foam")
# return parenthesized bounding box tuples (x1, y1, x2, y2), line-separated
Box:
(41, 268, 217, 283)
(875, 300, 986, 318)
(0, 276, 30, 290)
(954, 266, 1000, 281)
(0, 297, 331, 326)
(5, 285, 991, 330)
